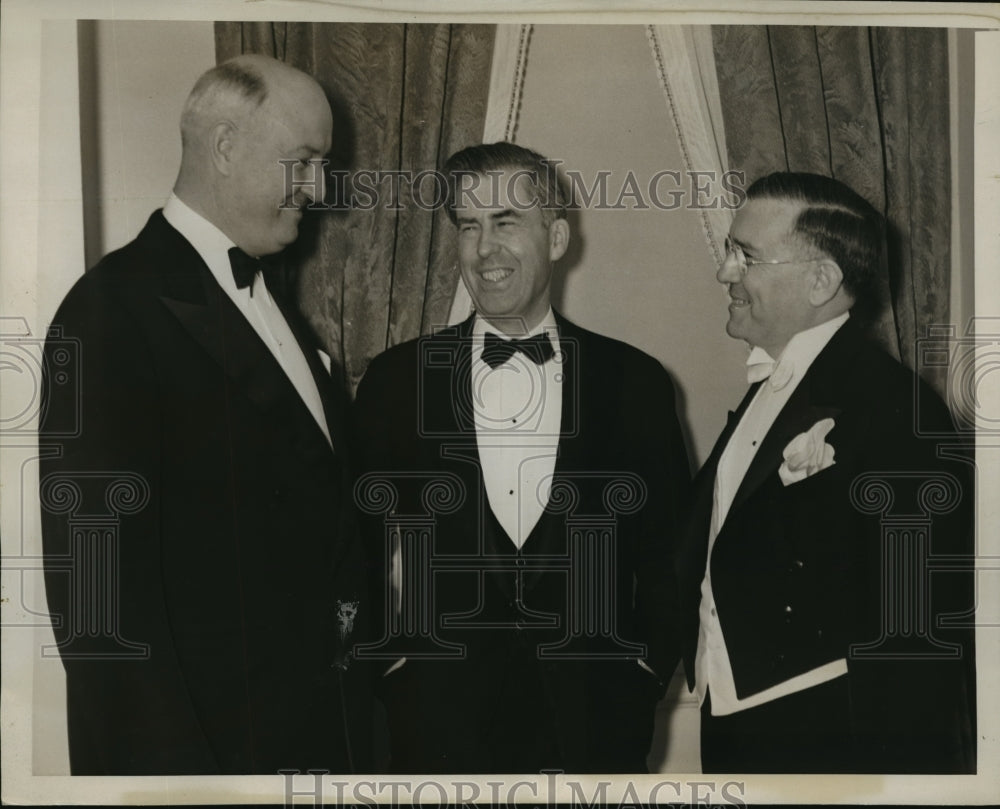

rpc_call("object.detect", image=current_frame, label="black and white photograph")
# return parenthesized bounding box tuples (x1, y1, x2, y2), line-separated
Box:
(1, 0, 998, 805)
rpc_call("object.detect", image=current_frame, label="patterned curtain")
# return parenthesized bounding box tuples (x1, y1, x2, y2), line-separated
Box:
(216, 22, 495, 393)
(712, 26, 951, 396)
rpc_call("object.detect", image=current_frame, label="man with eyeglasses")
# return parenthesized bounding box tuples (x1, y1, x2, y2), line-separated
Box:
(676, 172, 975, 773)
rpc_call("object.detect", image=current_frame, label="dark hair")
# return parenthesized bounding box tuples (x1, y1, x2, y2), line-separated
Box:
(746, 172, 885, 307)
(442, 142, 569, 226)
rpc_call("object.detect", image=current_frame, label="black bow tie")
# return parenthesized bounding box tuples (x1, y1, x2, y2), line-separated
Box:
(229, 247, 277, 297)
(481, 331, 555, 369)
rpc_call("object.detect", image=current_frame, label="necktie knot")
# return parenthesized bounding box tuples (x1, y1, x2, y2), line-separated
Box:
(481, 331, 555, 369)
(229, 247, 280, 297)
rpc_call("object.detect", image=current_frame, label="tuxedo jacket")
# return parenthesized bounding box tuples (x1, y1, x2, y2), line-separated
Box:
(677, 316, 976, 773)
(39, 211, 371, 775)
(352, 313, 691, 772)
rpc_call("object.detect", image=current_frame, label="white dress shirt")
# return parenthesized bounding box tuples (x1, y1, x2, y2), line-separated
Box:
(382, 310, 563, 676)
(696, 312, 849, 715)
(163, 194, 332, 448)
(472, 311, 562, 548)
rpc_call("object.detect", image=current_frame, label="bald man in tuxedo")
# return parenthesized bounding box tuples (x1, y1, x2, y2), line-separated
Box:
(40, 55, 371, 775)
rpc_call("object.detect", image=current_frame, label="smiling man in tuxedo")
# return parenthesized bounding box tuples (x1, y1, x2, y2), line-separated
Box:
(678, 172, 975, 773)
(353, 142, 690, 773)
(39, 55, 370, 774)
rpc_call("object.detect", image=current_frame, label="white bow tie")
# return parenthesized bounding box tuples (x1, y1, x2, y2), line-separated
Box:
(746, 347, 794, 391)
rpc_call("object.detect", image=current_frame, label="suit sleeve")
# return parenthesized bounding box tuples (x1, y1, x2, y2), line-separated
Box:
(350, 352, 404, 678)
(631, 356, 692, 689)
(40, 276, 217, 774)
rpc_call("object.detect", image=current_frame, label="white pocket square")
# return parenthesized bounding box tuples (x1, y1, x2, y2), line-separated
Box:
(779, 417, 836, 486)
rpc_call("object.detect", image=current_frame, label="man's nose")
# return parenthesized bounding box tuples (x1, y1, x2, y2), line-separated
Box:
(717, 249, 742, 284)
(477, 226, 499, 258)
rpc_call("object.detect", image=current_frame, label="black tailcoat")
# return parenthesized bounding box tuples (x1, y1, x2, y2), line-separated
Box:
(676, 317, 975, 773)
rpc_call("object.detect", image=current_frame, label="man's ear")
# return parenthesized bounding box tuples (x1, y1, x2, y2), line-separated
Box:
(209, 121, 238, 176)
(808, 259, 844, 307)
(548, 217, 570, 262)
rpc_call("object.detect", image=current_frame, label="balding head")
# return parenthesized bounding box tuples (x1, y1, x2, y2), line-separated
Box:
(174, 55, 333, 256)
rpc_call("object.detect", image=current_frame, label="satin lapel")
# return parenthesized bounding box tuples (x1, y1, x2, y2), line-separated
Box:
(421, 315, 476, 441)
(700, 382, 761, 491)
(430, 317, 485, 551)
(449, 316, 478, 436)
(158, 292, 329, 447)
(265, 287, 361, 573)
(723, 321, 865, 520)
(269, 285, 343, 453)
(726, 384, 840, 519)
(150, 219, 332, 457)
(677, 381, 761, 583)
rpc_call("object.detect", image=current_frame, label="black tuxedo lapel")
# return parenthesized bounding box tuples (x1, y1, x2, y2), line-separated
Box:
(269, 285, 344, 453)
(422, 315, 477, 440)
(700, 381, 762, 489)
(721, 319, 864, 526)
(423, 316, 489, 557)
(687, 382, 762, 543)
(147, 212, 335, 460)
(725, 384, 841, 520)
(449, 316, 478, 434)
(677, 379, 761, 624)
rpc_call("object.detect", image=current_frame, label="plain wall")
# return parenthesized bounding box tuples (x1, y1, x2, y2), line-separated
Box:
(79, 20, 217, 270)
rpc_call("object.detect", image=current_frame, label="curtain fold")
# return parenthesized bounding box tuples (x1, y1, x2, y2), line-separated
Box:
(647, 25, 734, 266)
(216, 22, 495, 394)
(713, 25, 952, 396)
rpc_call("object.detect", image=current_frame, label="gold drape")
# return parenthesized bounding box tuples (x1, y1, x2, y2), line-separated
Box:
(713, 26, 952, 396)
(216, 22, 495, 393)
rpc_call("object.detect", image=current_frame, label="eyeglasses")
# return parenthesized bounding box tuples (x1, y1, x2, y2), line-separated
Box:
(724, 235, 822, 276)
